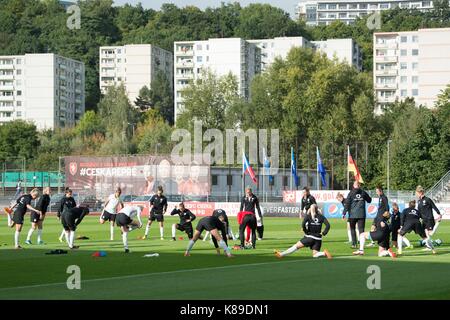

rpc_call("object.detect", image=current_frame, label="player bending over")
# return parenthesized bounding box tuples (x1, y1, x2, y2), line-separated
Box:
(416, 186, 442, 250)
(170, 202, 196, 241)
(116, 205, 142, 253)
(143, 186, 167, 240)
(397, 200, 435, 255)
(275, 204, 332, 259)
(100, 188, 123, 241)
(204, 209, 236, 242)
(60, 206, 89, 250)
(184, 215, 233, 258)
(25, 187, 51, 245)
(58, 188, 77, 243)
(353, 211, 396, 258)
(6, 189, 41, 249)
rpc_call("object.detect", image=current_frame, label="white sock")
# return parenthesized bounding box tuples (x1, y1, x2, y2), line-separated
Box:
(313, 252, 325, 258)
(378, 250, 390, 257)
(122, 232, 128, 250)
(7, 213, 12, 226)
(203, 231, 210, 241)
(347, 229, 352, 242)
(281, 245, 298, 257)
(356, 228, 360, 241)
(402, 237, 410, 247)
(110, 224, 114, 240)
(37, 229, 42, 242)
(160, 226, 164, 238)
(60, 229, 66, 240)
(69, 231, 76, 248)
(398, 235, 403, 253)
(228, 226, 236, 240)
(425, 237, 434, 249)
(359, 234, 366, 251)
(145, 224, 150, 237)
(218, 240, 230, 255)
(14, 231, 20, 247)
(186, 239, 195, 252)
(64, 231, 70, 244)
(172, 224, 176, 238)
(26, 228, 34, 241)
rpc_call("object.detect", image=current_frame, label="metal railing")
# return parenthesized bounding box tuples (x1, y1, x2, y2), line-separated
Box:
(426, 169, 450, 203)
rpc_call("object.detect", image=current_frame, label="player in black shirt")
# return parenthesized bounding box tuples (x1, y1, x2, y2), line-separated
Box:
(143, 186, 168, 240)
(203, 209, 236, 241)
(184, 215, 233, 258)
(397, 200, 435, 255)
(61, 206, 90, 249)
(301, 187, 317, 219)
(57, 188, 77, 243)
(275, 204, 332, 259)
(365, 186, 390, 247)
(337, 192, 358, 244)
(416, 185, 442, 245)
(6, 189, 41, 249)
(25, 187, 51, 245)
(239, 187, 263, 248)
(170, 202, 196, 240)
(353, 211, 396, 258)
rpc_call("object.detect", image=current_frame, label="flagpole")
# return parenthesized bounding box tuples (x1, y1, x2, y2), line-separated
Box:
(290, 147, 293, 191)
(347, 145, 350, 190)
(316, 146, 320, 191)
(242, 149, 244, 198)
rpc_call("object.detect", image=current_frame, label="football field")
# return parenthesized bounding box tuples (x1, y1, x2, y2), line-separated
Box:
(0, 216, 449, 299)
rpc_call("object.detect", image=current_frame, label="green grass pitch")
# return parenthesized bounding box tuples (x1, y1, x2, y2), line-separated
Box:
(0, 216, 449, 299)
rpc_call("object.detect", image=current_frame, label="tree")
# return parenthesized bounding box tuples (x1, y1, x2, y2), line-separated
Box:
(74, 110, 104, 137)
(134, 109, 174, 155)
(0, 120, 40, 162)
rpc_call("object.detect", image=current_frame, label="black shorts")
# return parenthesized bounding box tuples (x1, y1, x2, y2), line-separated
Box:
(30, 212, 43, 223)
(422, 219, 435, 231)
(400, 219, 425, 238)
(370, 230, 390, 249)
(177, 223, 193, 238)
(150, 211, 164, 222)
(12, 211, 25, 225)
(300, 236, 322, 251)
(61, 213, 76, 231)
(116, 213, 133, 227)
(196, 219, 216, 233)
(101, 210, 117, 222)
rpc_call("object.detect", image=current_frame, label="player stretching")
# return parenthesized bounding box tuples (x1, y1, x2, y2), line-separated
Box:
(416, 186, 442, 250)
(204, 209, 235, 241)
(239, 187, 262, 249)
(100, 188, 123, 241)
(170, 202, 196, 241)
(60, 207, 89, 250)
(116, 205, 142, 253)
(353, 211, 396, 258)
(57, 189, 77, 243)
(25, 187, 51, 245)
(275, 204, 331, 259)
(143, 186, 167, 240)
(366, 186, 390, 247)
(6, 189, 41, 249)
(397, 200, 435, 255)
(184, 215, 232, 257)
(345, 180, 372, 249)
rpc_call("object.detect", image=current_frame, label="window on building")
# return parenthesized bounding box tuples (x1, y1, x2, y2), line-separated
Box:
(400, 62, 407, 70)
(412, 76, 418, 83)
(412, 35, 419, 43)
(17, 90, 22, 96)
(328, 4, 336, 9)
(400, 49, 407, 56)
(360, 4, 367, 9)
(380, 3, 389, 9)
(349, 4, 358, 9)
(197, 56, 203, 63)
(282, 176, 288, 187)
(339, 4, 347, 9)
(16, 111, 21, 117)
(318, 4, 326, 9)
(412, 62, 418, 70)
(196, 44, 202, 50)
(226, 174, 233, 186)
(401, 89, 407, 97)
(16, 69, 21, 75)
(412, 49, 419, 56)
(211, 175, 218, 186)
(400, 36, 408, 43)
(16, 58, 21, 64)
(412, 89, 419, 96)
(400, 76, 407, 83)
(422, 1, 431, 7)
(17, 101, 22, 106)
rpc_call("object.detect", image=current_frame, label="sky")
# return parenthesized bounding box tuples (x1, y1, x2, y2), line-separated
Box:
(112, 0, 300, 18)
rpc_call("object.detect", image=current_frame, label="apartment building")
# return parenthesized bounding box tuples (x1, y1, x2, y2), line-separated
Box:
(297, 0, 438, 25)
(0, 53, 85, 130)
(99, 44, 173, 106)
(374, 28, 450, 112)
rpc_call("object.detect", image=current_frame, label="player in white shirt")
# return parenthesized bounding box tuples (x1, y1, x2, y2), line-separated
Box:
(100, 188, 123, 241)
(116, 205, 143, 253)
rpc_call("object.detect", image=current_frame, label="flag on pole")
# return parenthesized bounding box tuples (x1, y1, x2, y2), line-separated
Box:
(243, 151, 258, 184)
(348, 145, 364, 183)
(316, 147, 327, 187)
(263, 148, 273, 184)
(291, 147, 299, 187)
